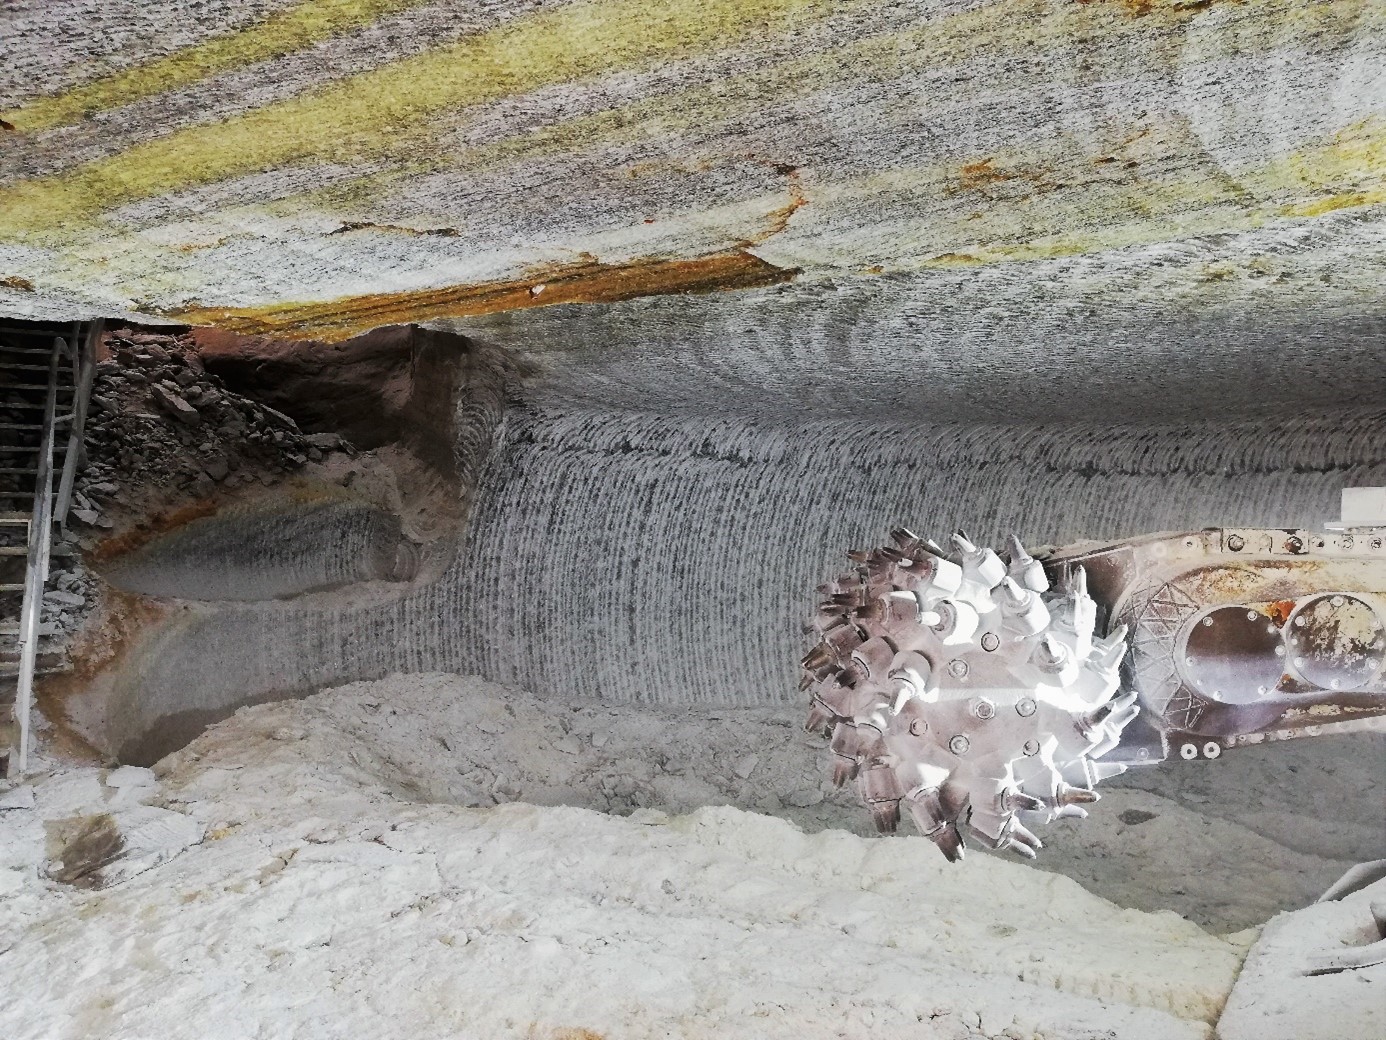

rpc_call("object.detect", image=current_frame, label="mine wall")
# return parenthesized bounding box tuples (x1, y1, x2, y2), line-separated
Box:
(47, 323, 1386, 765)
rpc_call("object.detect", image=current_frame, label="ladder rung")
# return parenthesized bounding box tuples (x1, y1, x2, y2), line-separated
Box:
(0, 424, 42, 431)
(0, 347, 55, 356)
(0, 363, 54, 372)
(0, 547, 28, 555)
(2, 384, 73, 392)
(0, 663, 72, 679)
(0, 468, 38, 474)
(0, 513, 30, 523)
(0, 584, 24, 592)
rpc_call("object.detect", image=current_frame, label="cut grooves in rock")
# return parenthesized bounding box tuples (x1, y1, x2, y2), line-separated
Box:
(89, 398, 1386, 767)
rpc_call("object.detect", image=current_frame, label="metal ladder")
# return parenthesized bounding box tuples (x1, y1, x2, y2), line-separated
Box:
(1, 319, 100, 776)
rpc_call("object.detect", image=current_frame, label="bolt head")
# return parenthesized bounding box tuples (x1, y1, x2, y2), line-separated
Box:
(980, 632, 1000, 652)
(948, 659, 969, 679)
(1015, 698, 1037, 717)
(1022, 739, 1040, 757)
(948, 734, 970, 756)
(1226, 534, 1245, 552)
(972, 698, 995, 720)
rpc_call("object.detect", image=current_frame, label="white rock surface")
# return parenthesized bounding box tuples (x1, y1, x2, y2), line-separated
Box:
(1218, 878, 1386, 1040)
(0, 677, 1252, 1040)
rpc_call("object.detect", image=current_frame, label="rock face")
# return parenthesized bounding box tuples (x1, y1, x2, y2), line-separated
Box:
(0, 1, 1381, 395)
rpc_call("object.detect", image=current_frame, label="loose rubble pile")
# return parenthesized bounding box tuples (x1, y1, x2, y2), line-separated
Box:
(2, 326, 361, 693)
(75, 326, 350, 531)
(34, 564, 94, 645)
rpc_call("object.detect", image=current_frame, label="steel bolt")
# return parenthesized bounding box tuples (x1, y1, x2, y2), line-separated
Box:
(1179, 743, 1198, 760)
(972, 698, 995, 720)
(1022, 739, 1040, 757)
(980, 632, 1000, 652)
(948, 734, 970, 756)
(948, 659, 969, 679)
(1203, 742, 1222, 760)
(1015, 697, 1037, 717)
(1226, 534, 1245, 552)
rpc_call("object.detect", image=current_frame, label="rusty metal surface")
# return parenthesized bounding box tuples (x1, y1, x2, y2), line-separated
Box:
(1044, 524, 1386, 762)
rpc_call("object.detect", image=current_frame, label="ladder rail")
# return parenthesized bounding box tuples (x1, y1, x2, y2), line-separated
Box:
(12, 335, 61, 775)
(54, 318, 101, 532)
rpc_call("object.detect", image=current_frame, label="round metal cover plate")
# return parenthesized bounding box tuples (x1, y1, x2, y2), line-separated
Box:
(1181, 606, 1285, 703)
(1286, 595, 1386, 690)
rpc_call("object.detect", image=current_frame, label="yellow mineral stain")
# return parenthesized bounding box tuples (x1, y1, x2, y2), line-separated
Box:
(813, 115, 1385, 270)
(0, 0, 832, 237)
(1276, 119, 1386, 216)
(295, 0, 1359, 215)
(2, 0, 434, 133)
(168, 250, 799, 341)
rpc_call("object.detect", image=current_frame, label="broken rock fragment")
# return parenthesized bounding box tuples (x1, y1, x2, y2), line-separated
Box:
(44, 806, 205, 890)
(149, 384, 202, 426)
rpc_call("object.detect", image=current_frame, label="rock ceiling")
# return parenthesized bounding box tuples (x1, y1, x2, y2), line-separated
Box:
(2, 0, 1383, 418)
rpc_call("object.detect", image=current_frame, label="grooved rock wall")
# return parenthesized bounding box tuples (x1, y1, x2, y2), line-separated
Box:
(83, 401, 1386, 763)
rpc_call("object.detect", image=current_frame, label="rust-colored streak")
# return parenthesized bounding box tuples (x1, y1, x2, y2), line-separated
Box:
(88, 498, 222, 565)
(959, 157, 1010, 188)
(37, 588, 169, 763)
(169, 250, 799, 342)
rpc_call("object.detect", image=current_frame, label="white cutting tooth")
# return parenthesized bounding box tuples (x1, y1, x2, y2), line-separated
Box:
(1069, 565, 1088, 598)
(952, 531, 978, 555)
(1007, 534, 1050, 593)
(804, 531, 1139, 865)
(1089, 760, 1128, 782)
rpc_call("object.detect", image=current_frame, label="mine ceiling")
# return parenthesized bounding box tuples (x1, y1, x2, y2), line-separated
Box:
(1, 0, 1383, 420)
